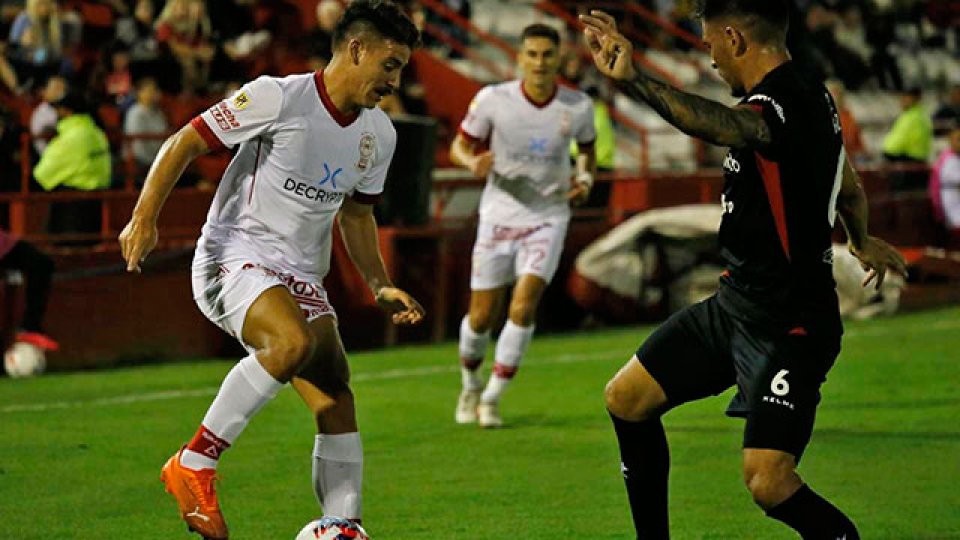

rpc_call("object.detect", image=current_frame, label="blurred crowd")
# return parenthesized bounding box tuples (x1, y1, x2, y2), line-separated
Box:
(0, 0, 957, 239)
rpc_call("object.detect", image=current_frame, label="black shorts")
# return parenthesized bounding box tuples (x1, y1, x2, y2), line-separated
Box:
(636, 295, 841, 459)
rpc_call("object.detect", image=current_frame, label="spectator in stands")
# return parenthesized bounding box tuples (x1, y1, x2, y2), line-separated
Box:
(104, 43, 133, 107)
(306, 0, 343, 70)
(830, 3, 872, 89)
(33, 90, 111, 191)
(930, 123, 960, 241)
(572, 84, 615, 208)
(123, 76, 167, 171)
(825, 79, 865, 163)
(10, 0, 80, 86)
(864, 2, 901, 91)
(29, 73, 64, 154)
(933, 84, 960, 136)
(883, 87, 933, 191)
(883, 87, 932, 163)
(154, 0, 214, 94)
(0, 230, 59, 355)
(34, 90, 111, 238)
(7, 0, 65, 84)
(114, 0, 162, 82)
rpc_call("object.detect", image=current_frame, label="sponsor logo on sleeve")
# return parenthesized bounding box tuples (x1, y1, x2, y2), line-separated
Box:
(232, 91, 250, 110)
(211, 102, 241, 131)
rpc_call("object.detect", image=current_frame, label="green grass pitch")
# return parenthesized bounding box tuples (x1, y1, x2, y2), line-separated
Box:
(2, 307, 959, 539)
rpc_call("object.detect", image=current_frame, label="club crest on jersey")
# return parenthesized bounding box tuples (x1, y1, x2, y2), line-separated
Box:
(357, 132, 375, 171)
(232, 91, 250, 110)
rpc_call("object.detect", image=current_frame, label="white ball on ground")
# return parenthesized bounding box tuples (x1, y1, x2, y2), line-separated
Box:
(4, 342, 46, 378)
(295, 517, 370, 540)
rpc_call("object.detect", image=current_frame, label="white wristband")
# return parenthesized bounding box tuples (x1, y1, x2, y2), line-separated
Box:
(575, 171, 594, 190)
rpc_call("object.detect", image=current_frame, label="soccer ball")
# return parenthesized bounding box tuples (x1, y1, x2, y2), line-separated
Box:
(295, 517, 370, 540)
(4, 342, 46, 378)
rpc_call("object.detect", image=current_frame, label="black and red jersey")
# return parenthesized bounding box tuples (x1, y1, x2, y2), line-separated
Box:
(716, 61, 845, 332)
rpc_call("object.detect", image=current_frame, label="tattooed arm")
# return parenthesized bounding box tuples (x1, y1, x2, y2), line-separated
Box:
(580, 10, 771, 150)
(619, 74, 771, 149)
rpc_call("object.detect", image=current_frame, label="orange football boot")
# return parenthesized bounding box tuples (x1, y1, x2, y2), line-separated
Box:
(160, 447, 229, 540)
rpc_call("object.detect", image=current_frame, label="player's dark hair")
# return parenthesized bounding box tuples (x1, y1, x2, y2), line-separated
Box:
(332, 0, 420, 49)
(521, 23, 560, 46)
(696, 0, 789, 44)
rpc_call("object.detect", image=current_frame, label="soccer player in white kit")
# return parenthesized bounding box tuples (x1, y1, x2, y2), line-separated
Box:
(451, 24, 597, 428)
(118, 2, 423, 538)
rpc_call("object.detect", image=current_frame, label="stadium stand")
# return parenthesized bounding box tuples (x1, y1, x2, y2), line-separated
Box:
(0, 0, 958, 369)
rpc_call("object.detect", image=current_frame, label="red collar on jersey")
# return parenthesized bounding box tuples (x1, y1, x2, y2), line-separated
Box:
(314, 70, 360, 127)
(520, 80, 558, 109)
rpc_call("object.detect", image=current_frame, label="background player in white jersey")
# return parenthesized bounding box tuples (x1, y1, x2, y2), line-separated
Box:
(450, 24, 597, 428)
(118, 2, 423, 538)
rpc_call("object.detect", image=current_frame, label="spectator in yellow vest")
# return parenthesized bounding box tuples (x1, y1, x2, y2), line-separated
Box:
(33, 91, 111, 191)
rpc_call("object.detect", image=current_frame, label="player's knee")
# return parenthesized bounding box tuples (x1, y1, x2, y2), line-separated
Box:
(468, 310, 493, 333)
(744, 465, 794, 509)
(507, 301, 536, 326)
(274, 329, 319, 372)
(604, 376, 652, 421)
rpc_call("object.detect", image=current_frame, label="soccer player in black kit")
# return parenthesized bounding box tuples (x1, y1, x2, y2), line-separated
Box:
(581, 2, 907, 539)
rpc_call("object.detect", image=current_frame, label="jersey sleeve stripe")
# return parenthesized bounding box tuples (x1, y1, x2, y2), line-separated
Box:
(755, 152, 791, 262)
(352, 191, 382, 205)
(190, 116, 227, 152)
(457, 126, 485, 144)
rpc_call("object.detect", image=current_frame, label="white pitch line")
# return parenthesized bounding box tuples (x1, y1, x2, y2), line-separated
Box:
(0, 351, 621, 414)
(4, 315, 958, 415)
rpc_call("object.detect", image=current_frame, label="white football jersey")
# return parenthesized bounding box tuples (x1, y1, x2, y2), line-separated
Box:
(459, 80, 595, 225)
(190, 71, 396, 282)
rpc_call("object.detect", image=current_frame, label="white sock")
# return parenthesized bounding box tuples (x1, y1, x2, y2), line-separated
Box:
(480, 321, 534, 403)
(180, 354, 283, 470)
(459, 315, 489, 391)
(313, 432, 364, 521)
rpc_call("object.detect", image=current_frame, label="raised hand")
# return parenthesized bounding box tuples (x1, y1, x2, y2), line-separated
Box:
(375, 286, 426, 325)
(579, 10, 637, 81)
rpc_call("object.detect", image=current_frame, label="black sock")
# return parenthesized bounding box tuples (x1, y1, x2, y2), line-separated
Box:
(2, 241, 54, 333)
(766, 484, 859, 540)
(609, 412, 670, 540)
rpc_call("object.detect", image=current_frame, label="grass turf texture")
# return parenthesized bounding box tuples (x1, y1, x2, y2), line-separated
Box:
(1, 307, 959, 539)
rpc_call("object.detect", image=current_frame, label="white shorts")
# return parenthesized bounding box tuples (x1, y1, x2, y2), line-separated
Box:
(470, 220, 568, 290)
(192, 257, 336, 346)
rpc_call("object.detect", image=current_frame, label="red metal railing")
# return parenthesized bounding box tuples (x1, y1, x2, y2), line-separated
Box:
(419, 20, 512, 80)
(533, 0, 683, 88)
